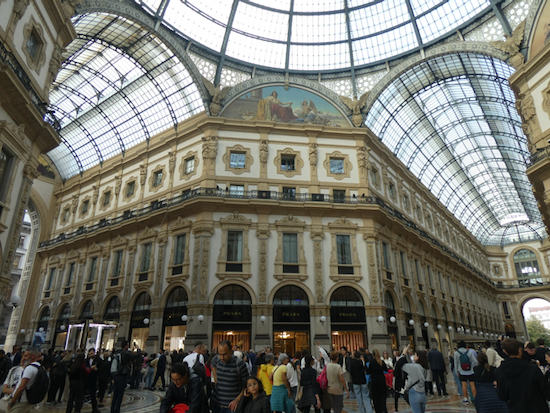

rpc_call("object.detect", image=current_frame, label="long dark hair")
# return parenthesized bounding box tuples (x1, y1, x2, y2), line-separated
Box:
(415, 351, 429, 369)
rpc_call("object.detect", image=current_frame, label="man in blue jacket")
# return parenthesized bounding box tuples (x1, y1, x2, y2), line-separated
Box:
(427, 345, 448, 396)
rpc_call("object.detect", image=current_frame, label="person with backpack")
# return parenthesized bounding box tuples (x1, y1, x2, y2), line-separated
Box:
(111, 341, 133, 413)
(454, 340, 478, 406)
(211, 340, 249, 413)
(7, 347, 48, 412)
(160, 362, 204, 413)
(401, 346, 429, 413)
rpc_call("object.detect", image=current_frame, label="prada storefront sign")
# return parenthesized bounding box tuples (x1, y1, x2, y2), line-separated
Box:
(214, 305, 252, 322)
(273, 306, 310, 323)
(164, 306, 187, 326)
(331, 306, 366, 323)
(130, 310, 151, 328)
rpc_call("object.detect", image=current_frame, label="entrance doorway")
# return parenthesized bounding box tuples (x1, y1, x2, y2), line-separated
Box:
(274, 331, 309, 355)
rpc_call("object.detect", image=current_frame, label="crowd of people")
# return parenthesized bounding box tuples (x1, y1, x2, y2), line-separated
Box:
(0, 336, 550, 413)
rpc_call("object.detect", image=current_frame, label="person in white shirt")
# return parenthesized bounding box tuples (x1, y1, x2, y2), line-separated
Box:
(183, 342, 207, 373)
(7, 348, 42, 413)
(286, 358, 299, 401)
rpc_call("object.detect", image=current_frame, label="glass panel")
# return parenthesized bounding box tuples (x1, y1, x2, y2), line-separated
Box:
(140, 243, 152, 272)
(66, 262, 75, 286)
(174, 234, 186, 265)
(230, 153, 246, 168)
(87, 257, 98, 283)
(283, 233, 298, 263)
(46, 268, 56, 290)
(227, 231, 243, 262)
(113, 250, 123, 278)
(336, 235, 352, 265)
(330, 158, 344, 174)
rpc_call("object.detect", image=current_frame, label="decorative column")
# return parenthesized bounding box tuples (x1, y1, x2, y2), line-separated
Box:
(122, 244, 137, 310)
(187, 225, 214, 345)
(311, 230, 325, 304)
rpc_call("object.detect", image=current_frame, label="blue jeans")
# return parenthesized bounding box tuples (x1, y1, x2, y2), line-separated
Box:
(409, 388, 426, 413)
(353, 383, 373, 413)
(451, 370, 463, 396)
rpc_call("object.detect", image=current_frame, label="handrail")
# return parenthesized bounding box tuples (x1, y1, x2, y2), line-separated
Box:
(39, 188, 494, 286)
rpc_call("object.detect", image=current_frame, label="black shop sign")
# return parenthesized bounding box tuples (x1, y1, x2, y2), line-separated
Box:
(330, 306, 366, 323)
(273, 306, 310, 323)
(213, 305, 252, 322)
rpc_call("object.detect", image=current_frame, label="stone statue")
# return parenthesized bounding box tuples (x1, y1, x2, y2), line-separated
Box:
(13, 0, 30, 20)
(114, 175, 121, 195)
(357, 146, 371, 170)
(340, 91, 370, 127)
(259, 140, 268, 164)
(203, 76, 231, 116)
(309, 143, 317, 166)
(202, 136, 218, 160)
(140, 165, 147, 186)
(491, 20, 526, 68)
(48, 45, 65, 86)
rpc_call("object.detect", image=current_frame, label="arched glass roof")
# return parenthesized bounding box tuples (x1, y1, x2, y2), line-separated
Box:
(137, 0, 493, 71)
(47, 13, 204, 179)
(365, 53, 546, 246)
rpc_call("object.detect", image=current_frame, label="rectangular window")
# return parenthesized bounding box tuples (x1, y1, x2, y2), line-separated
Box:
(226, 231, 243, 272)
(415, 259, 421, 282)
(153, 171, 163, 187)
(438, 271, 444, 291)
(281, 155, 295, 171)
(18, 236, 25, 248)
(140, 243, 152, 273)
(389, 183, 395, 197)
(65, 262, 75, 287)
(127, 181, 135, 197)
(400, 251, 407, 277)
(283, 233, 298, 263)
(0, 148, 15, 202)
(333, 190, 346, 202)
(371, 168, 378, 185)
(46, 268, 56, 290)
(174, 234, 186, 265)
(229, 185, 244, 197)
(185, 157, 195, 174)
(403, 195, 409, 209)
(82, 200, 89, 214)
(63, 209, 70, 222)
(382, 242, 391, 270)
(26, 30, 40, 59)
(503, 302, 509, 315)
(416, 206, 422, 220)
(427, 266, 433, 286)
(230, 153, 246, 168)
(87, 257, 98, 283)
(337, 235, 353, 274)
(282, 187, 296, 199)
(111, 250, 123, 286)
(330, 158, 344, 174)
(103, 191, 111, 206)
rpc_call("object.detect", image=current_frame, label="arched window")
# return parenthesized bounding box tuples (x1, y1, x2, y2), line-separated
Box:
(418, 303, 425, 316)
(134, 292, 152, 311)
(514, 249, 542, 287)
(80, 301, 94, 320)
(166, 287, 188, 308)
(384, 292, 395, 310)
(104, 296, 121, 319)
(214, 285, 251, 305)
(39, 307, 50, 321)
(274, 285, 308, 306)
(403, 297, 412, 314)
(330, 287, 363, 307)
(58, 304, 71, 320)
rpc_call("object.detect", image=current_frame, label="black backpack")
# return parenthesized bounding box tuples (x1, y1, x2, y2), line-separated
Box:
(26, 364, 49, 404)
(193, 354, 208, 387)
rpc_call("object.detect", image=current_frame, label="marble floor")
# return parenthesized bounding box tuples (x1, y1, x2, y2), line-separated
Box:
(42, 381, 478, 413)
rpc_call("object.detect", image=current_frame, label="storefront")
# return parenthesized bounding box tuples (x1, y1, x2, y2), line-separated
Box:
(384, 292, 398, 350)
(102, 296, 121, 349)
(330, 287, 366, 352)
(53, 304, 71, 350)
(403, 297, 415, 351)
(212, 285, 251, 350)
(35, 307, 50, 349)
(273, 286, 310, 355)
(163, 287, 188, 351)
(419, 304, 429, 348)
(130, 292, 151, 351)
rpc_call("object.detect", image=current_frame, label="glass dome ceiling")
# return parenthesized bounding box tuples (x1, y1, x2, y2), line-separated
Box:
(365, 53, 546, 246)
(137, 0, 493, 71)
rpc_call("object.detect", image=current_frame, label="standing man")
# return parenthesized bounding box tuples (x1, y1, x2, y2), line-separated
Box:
(183, 342, 207, 372)
(454, 340, 477, 406)
(496, 338, 550, 412)
(7, 347, 42, 413)
(111, 341, 133, 413)
(66, 348, 85, 413)
(484, 341, 503, 368)
(339, 346, 352, 396)
(151, 349, 166, 390)
(211, 340, 249, 413)
(427, 345, 448, 396)
(0, 350, 13, 385)
(536, 339, 549, 367)
(7, 346, 21, 367)
(83, 348, 100, 413)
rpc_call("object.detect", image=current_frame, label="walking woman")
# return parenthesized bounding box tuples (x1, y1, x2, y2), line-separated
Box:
(367, 349, 388, 413)
(474, 352, 509, 413)
(297, 355, 321, 413)
(326, 351, 350, 413)
(401, 345, 428, 413)
(270, 353, 294, 413)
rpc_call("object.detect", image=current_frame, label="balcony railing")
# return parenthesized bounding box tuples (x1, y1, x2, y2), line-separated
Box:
(38, 187, 492, 286)
(495, 280, 550, 289)
(0, 39, 60, 131)
(530, 147, 550, 167)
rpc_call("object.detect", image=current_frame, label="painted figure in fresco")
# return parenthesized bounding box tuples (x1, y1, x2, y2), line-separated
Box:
(253, 91, 298, 122)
